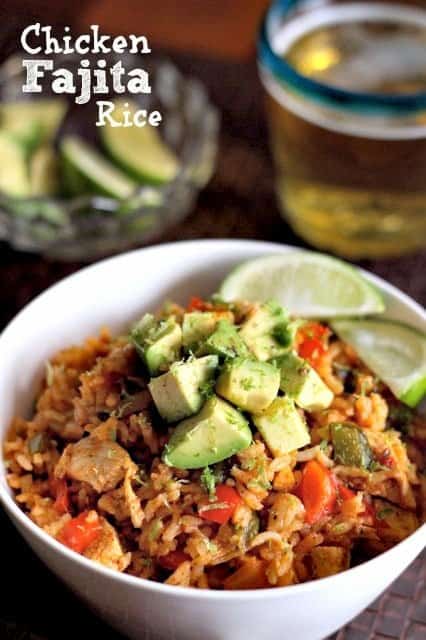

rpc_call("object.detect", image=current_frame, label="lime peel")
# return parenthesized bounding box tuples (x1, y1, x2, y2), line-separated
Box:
(331, 318, 426, 408)
(218, 251, 385, 318)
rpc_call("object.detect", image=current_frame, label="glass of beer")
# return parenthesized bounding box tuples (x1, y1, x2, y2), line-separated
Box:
(258, 0, 426, 258)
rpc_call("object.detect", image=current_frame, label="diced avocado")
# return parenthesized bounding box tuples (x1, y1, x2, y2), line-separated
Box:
(240, 300, 291, 361)
(274, 351, 333, 411)
(252, 396, 310, 456)
(148, 355, 218, 422)
(182, 311, 234, 351)
(130, 313, 182, 376)
(330, 422, 372, 469)
(163, 395, 252, 469)
(199, 320, 250, 359)
(216, 357, 279, 413)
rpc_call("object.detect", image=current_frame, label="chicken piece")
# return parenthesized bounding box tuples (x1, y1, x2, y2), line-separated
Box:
(267, 493, 305, 538)
(224, 557, 269, 590)
(373, 499, 419, 543)
(310, 546, 349, 579)
(98, 469, 144, 528)
(84, 516, 131, 572)
(55, 429, 136, 493)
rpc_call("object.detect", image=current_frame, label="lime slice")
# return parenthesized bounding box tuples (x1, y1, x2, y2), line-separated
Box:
(0, 131, 30, 197)
(0, 98, 67, 148)
(101, 99, 179, 185)
(219, 251, 384, 317)
(29, 145, 59, 196)
(332, 319, 426, 407)
(60, 136, 137, 199)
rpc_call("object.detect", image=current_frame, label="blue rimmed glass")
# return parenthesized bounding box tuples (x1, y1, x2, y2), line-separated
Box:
(259, 0, 426, 114)
(257, 0, 426, 257)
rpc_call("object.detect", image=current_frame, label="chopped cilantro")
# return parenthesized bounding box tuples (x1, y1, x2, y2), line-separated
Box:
(245, 458, 271, 490)
(28, 432, 49, 455)
(319, 439, 329, 452)
(248, 477, 271, 491)
(331, 522, 347, 535)
(200, 466, 217, 500)
(148, 519, 162, 541)
(225, 410, 241, 425)
(134, 465, 148, 487)
(236, 513, 260, 548)
(142, 557, 153, 567)
(264, 300, 288, 319)
(273, 322, 293, 347)
(376, 507, 394, 520)
(199, 379, 216, 400)
(204, 538, 218, 554)
(240, 377, 255, 391)
(241, 458, 256, 471)
(369, 460, 388, 472)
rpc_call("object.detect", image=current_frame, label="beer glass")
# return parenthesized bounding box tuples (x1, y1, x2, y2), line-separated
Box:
(258, 0, 426, 257)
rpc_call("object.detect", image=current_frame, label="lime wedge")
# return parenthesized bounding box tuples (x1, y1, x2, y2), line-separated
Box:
(101, 99, 179, 185)
(332, 319, 426, 407)
(29, 145, 59, 196)
(60, 136, 137, 199)
(0, 131, 30, 197)
(0, 98, 67, 148)
(218, 251, 384, 317)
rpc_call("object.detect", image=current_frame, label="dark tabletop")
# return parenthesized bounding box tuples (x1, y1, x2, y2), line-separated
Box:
(1, 51, 425, 640)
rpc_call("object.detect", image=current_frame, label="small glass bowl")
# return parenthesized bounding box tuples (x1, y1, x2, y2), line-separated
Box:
(0, 53, 219, 260)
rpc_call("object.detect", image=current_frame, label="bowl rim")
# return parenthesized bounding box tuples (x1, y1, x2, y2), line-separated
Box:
(0, 238, 425, 601)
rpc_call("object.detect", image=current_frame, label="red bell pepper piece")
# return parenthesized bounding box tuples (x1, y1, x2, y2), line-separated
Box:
(299, 460, 337, 524)
(58, 511, 102, 553)
(199, 484, 242, 525)
(337, 483, 356, 502)
(51, 478, 70, 514)
(297, 322, 329, 366)
(187, 296, 212, 312)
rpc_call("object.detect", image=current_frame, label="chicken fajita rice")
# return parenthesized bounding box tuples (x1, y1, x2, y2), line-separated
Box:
(4, 296, 425, 589)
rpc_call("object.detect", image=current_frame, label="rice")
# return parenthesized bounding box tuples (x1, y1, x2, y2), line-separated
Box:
(4, 301, 425, 590)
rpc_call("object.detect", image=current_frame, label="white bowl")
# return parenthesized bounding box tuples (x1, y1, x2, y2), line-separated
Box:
(0, 240, 424, 640)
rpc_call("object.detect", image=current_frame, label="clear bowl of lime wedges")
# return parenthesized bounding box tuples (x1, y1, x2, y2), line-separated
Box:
(0, 53, 219, 260)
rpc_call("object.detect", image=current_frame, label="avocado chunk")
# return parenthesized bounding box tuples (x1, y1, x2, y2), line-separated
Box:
(330, 422, 372, 469)
(163, 395, 252, 469)
(182, 311, 234, 352)
(274, 351, 333, 411)
(148, 355, 218, 422)
(199, 320, 250, 360)
(240, 301, 291, 361)
(216, 357, 279, 413)
(252, 397, 311, 456)
(130, 314, 182, 376)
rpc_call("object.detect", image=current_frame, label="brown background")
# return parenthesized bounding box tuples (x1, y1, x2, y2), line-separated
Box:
(0, 1, 425, 639)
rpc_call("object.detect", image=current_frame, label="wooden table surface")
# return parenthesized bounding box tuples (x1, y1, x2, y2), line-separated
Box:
(0, 5, 425, 639)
